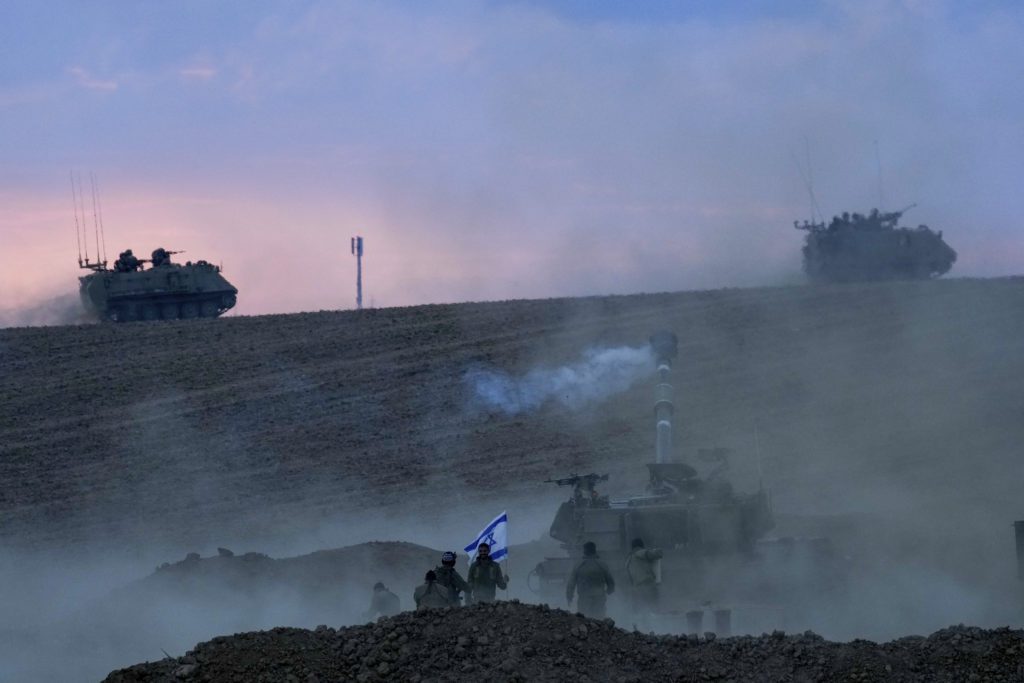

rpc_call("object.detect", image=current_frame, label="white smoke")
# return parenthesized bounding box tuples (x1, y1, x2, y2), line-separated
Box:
(466, 345, 655, 415)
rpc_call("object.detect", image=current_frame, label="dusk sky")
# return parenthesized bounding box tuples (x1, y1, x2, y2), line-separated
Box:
(2, 0, 1022, 316)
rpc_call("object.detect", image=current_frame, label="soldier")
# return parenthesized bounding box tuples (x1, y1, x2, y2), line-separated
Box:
(467, 543, 507, 604)
(434, 551, 469, 606)
(626, 538, 663, 624)
(114, 250, 134, 273)
(413, 570, 450, 610)
(363, 581, 400, 620)
(151, 247, 171, 267)
(122, 249, 141, 271)
(566, 541, 615, 619)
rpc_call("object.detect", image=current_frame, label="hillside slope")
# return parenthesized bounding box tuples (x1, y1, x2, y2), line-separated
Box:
(1, 278, 1022, 562)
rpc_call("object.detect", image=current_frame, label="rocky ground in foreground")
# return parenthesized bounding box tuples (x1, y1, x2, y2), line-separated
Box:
(104, 602, 1024, 683)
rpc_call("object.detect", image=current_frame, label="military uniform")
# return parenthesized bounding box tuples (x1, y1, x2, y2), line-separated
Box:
(434, 565, 469, 606)
(414, 580, 450, 610)
(467, 556, 507, 603)
(566, 554, 615, 618)
(626, 547, 663, 616)
(151, 248, 171, 267)
(364, 586, 401, 619)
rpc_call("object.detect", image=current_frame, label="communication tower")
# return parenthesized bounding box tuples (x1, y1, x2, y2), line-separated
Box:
(350, 235, 364, 310)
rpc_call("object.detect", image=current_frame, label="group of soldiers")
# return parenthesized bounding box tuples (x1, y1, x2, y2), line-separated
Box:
(364, 542, 509, 619)
(565, 537, 663, 621)
(364, 537, 663, 624)
(111, 247, 175, 273)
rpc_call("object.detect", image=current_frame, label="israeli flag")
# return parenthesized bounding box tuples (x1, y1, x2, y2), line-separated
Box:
(465, 511, 508, 563)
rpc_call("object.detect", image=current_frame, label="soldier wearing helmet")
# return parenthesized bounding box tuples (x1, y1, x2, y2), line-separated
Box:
(114, 249, 141, 273)
(433, 551, 469, 606)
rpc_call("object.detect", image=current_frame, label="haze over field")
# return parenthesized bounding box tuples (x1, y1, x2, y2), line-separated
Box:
(2, 0, 1024, 317)
(2, 278, 1023, 681)
(2, 2, 1024, 682)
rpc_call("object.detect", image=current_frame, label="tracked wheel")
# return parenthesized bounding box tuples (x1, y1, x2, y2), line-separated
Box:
(180, 302, 199, 319)
(162, 303, 179, 320)
(200, 300, 219, 318)
(141, 305, 159, 321)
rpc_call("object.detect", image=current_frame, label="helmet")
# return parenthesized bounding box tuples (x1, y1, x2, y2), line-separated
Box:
(441, 551, 456, 564)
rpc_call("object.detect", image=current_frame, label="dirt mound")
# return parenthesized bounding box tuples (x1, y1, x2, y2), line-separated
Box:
(130, 540, 439, 600)
(103, 601, 1024, 682)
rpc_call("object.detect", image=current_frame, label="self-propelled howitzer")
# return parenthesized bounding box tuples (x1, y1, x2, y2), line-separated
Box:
(529, 331, 842, 634)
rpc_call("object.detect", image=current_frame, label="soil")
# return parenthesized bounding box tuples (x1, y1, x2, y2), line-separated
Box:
(103, 601, 1024, 682)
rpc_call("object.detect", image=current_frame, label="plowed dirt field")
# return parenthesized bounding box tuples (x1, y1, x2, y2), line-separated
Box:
(2, 278, 1023, 556)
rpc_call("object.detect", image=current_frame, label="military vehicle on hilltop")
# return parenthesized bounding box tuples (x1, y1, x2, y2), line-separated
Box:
(79, 247, 238, 322)
(795, 206, 957, 283)
(529, 331, 843, 634)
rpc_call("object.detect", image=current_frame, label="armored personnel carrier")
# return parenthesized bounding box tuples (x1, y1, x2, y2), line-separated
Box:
(79, 247, 238, 322)
(795, 206, 957, 283)
(529, 331, 842, 634)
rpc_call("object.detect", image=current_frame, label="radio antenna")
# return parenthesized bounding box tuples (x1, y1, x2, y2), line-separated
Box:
(76, 173, 90, 264)
(70, 171, 83, 265)
(89, 174, 101, 265)
(873, 139, 886, 211)
(92, 173, 108, 265)
(791, 137, 823, 224)
(804, 136, 822, 223)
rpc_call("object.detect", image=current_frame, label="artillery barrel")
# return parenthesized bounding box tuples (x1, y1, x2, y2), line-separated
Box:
(650, 331, 679, 464)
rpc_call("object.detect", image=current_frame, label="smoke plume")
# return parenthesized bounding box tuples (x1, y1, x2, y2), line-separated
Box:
(0, 294, 94, 328)
(466, 345, 654, 415)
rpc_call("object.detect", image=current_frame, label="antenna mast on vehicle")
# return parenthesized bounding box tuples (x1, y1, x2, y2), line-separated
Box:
(89, 174, 102, 267)
(350, 235, 364, 310)
(71, 171, 83, 267)
(874, 139, 886, 211)
(91, 172, 108, 265)
(792, 136, 823, 224)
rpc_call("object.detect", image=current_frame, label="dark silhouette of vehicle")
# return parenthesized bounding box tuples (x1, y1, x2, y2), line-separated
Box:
(79, 247, 238, 322)
(795, 206, 957, 283)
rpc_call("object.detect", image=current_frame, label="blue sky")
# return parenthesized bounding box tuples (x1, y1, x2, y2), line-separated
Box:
(2, 0, 1023, 315)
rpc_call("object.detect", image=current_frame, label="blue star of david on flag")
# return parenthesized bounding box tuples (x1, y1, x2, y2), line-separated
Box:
(465, 511, 508, 563)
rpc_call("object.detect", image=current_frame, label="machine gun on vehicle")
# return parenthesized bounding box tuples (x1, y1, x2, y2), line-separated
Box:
(544, 473, 610, 519)
(544, 473, 608, 489)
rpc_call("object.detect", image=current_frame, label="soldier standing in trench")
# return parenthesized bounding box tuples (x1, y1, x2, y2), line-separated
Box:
(566, 541, 615, 618)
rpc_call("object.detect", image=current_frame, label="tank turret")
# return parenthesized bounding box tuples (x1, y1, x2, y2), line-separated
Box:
(795, 206, 957, 283)
(78, 246, 238, 322)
